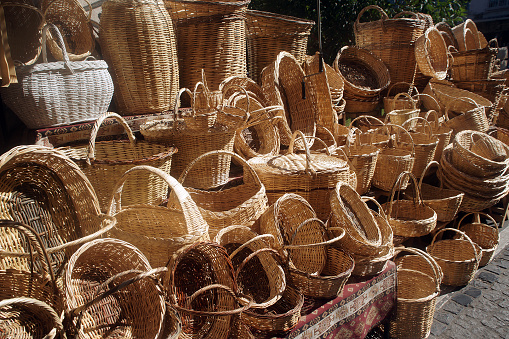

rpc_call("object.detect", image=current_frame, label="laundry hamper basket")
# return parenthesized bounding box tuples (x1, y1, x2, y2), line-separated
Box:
(60, 112, 176, 212)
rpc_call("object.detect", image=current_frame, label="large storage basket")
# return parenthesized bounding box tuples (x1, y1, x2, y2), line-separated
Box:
(64, 238, 166, 339)
(100, 0, 179, 115)
(1, 23, 114, 129)
(0, 145, 116, 274)
(246, 9, 314, 83)
(165, 0, 249, 91)
(60, 112, 176, 212)
(354, 5, 427, 85)
(107, 165, 209, 268)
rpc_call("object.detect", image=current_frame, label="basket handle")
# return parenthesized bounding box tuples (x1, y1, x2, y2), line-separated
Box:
(41, 23, 73, 73)
(402, 116, 433, 137)
(0, 297, 65, 337)
(457, 212, 499, 235)
(393, 246, 441, 291)
(387, 82, 419, 98)
(87, 112, 137, 164)
(387, 171, 423, 219)
(228, 233, 276, 261)
(361, 196, 388, 221)
(423, 110, 441, 129)
(241, 109, 283, 130)
(335, 146, 356, 171)
(221, 83, 251, 114)
(414, 93, 444, 117)
(234, 248, 286, 308)
(430, 228, 481, 263)
(176, 149, 263, 189)
(106, 165, 208, 235)
(388, 123, 416, 155)
(348, 114, 387, 131)
(418, 160, 445, 189)
(172, 284, 254, 316)
(316, 124, 338, 151)
(287, 130, 317, 175)
(284, 217, 346, 250)
(0, 220, 58, 297)
(354, 5, 388, 33)
(173, 87, 193, 120)
(393, 10, 420, 19)
(445, 96, 481, 115)
(193, 81, 211, 111)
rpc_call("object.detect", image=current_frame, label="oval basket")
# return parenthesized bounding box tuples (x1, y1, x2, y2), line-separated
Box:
(414, 26, 449, 80)
(456, 212, 499, 267)
(383, 82, 420, 113)
(385, 92, 420, 128)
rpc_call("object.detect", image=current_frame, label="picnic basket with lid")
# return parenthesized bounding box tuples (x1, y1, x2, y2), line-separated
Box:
(100, 0, 179, 115)
(59, 112, 176, 213)
(456, 212, 499, 267)
(106, 165, 209, 268)
(0, 23, 114, 129)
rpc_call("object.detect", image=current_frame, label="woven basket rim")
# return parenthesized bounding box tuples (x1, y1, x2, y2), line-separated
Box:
(246, 9, 315, 26)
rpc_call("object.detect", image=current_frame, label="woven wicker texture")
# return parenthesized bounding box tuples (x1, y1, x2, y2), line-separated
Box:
(349, 115, 392, 150)
(354, 5, 426, 86)
(457, 212, 499, 267)
(65, 238, 166, 339)
(100, 0, 179, 115)
(165, 0, 248, 91)
(389, 247, 441, 339)
(382, 171, 437, 237)
(385, 93, 420, 127)
(246, 9, 314, 83)
(0, 145, 115, 274)
(400, 117, 439, 178)
(168, 150, 268, 239)
(329, 182, 382, 256)
(435, 21, 459, 51)
(333, 45, 390, 113)
(339, 140, 379, 195)
(60, 112, 176, 213)
(383, 82, 420, 113)
(426, 228, 481, 286)
(41, 0, 95, 61)
(414, 26, 449, 80)
(422, 108, 453, 162)
(1, 23, 114, 129)
(444, 98, 491, 136)
(452, 19, 480, 51)
(166, 242, 241, 339)
(449, 41, 498, 82)
(107, 165, 209, 268)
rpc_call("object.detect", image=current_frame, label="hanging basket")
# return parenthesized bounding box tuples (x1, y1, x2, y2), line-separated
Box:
(414, 26, 449, 80)
(381, 171, 437, 238)
(456, 212, 499, 267)
(168, 150, 269, 240)
(106, 165, 209, 268)
(60, 112, 176, 212)
(426, 228, 481, 286)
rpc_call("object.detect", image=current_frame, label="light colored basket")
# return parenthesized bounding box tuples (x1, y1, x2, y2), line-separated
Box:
(422, 107, 453, 162)
(383, 82, 420, 113)
(107, 165, 210, 268)
(414, 26, 449, 80)
(449, 42, 498, 82)
(349, 115, 392, 149)
(452, 19, 480, 51)
(1, 23, 114, 129)
(100, 0, 179, 115)
(457, 212, 499, 267)
(444, 97, 491, 135)
(245, 9, 314, 83)
(60, 112, 176, 213)
(340, 140, 379, 195)
(435, 21, 459, 51)
(385, 92, 420, 127)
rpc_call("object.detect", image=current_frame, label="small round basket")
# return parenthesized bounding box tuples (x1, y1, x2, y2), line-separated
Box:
(426, 228, 482, 286)
(383, 82, 420, 113)
(385, 93, 420, 128)
(415, 27, 449, 80)
(456, 212, 499, 267)
(349, 115, 392, 150)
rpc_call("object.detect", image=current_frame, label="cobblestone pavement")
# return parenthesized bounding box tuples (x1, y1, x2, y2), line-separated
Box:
(428, 241, 509, 338)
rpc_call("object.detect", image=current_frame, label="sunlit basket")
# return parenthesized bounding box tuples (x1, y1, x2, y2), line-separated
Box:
(422, 107, 453, 162)
(414, 26, 449, 80)
(349, 115, 392, 150)
(400, 117, 439, 178)
(385, 92, 420, 128)
(383, 82, 420, 113)
(435, 21, 459, 51)
(443, 97, 491, 136)
(452, 19, 480, 51)
(339, 138, 379, 195)
(456, 212, 499, 267)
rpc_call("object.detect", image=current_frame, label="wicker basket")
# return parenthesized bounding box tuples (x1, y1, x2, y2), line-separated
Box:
(435, 21, 459, 50)
(404, 161, 464, 223)
(389, 247, 441, 339)
(444, 97, 491, 135)
(426, 228, 481, 286)
(168, 150, 269, 239)
(0, 145, 116, 274)
(340, 140, 379, 195)
(107, 165, 209, 268)
(400, 117, 439, 178)
(457, 212, 499, 267)
(333, 45, 390, 113)
(354, 5, 427, 85)
(165, 0, 248, 91)
(423, 108, 453, 162)
(245, 9, 314, 83)
(100, 0, 179, 115)
(349, 115, 392, 150)
(382, 171, 437, 237)
(65, 238, 166, 339)
(385, 93, 420, 127)
(449, 42, 498, 82)
(329, 181, 382, 256)
(60, 112, 176, 212)
(383, 82, 420, 113)
(41, 0, 95, 61)
(415, 26, 449, 80)
(452, 19, 480, 51)
(1, 23, 114, 129)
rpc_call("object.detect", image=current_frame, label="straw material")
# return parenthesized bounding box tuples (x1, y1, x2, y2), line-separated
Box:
(404, 161, 464, 223)
(457, 212, 499, 267)
(415, 26, 449, 80)
(383, 82, 420, 113)
(166, 242, 241, 339)
(354, 5, 427, 85)
(107, 165, 209, 268)
(165, 0, 248, 91)
(41, 0, 95, 61)
(400, 117, 439, 178)
(64, 238, 166, 339)
(444, 97, 491, 136)
(100, 0, 179, 115)
(213, 226, 285, 309)
(60, 112, 176, 213)
(1, 24, 114, 129)
(384, 93, 420, 127)
(329, 182, 382, 256)
(389, 247, 441, 339)
(382, 171, 437, 237)
(339, 141, 379, 195)
(435, 21, 459, 51)
(0, 297, 64, 339)
(333, 45, 390, 113)
(168, 150, 269, 239)
(349, 115, 392, 150)
(0, 145, 116, 274)
(426, 228, 481, 286)
(422, 108, 453, 162)
(245, 9, 314, 83)
(452, 19, 480, 52)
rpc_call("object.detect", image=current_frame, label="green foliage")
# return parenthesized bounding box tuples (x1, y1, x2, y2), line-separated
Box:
(249, 0, 470, 64)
